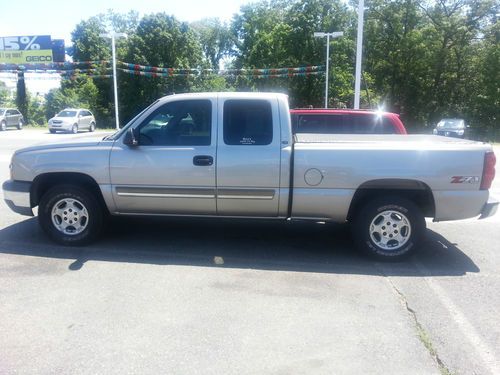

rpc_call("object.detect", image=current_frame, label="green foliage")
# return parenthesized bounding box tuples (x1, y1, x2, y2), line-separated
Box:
(0, 81, 13, 106)
(28, 95, 47, 126)
(364, 0, 498, 135)
(191, 18, 234, 69)
(118, 13, 205, 122)
(231, 0, 355, 107)
(24, 1, 497, 139)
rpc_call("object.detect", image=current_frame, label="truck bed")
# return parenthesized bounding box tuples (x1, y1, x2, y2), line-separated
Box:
(291, 134, 492, 222)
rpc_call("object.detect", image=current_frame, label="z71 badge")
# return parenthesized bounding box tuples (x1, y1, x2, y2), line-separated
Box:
(451, 176, 480, 184)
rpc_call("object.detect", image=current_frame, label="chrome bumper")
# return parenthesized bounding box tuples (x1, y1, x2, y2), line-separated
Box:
(479, 195, 499, 219)
(2, 180, 33, 216)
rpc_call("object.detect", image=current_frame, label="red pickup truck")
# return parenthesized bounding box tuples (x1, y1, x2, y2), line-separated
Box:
(290, 109, 407, 135)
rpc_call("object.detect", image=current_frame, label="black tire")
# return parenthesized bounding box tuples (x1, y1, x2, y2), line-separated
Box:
(351, 196, 426, 261)
(49, 129, 56, 134)
(71, 124, 78, 134)
(17, 119, 23, 130)
(38, 184, 103, 246)
(0, 121, 6, 131)
(89, 122, 95, 132)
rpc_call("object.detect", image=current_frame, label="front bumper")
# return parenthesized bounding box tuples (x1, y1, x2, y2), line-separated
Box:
(49, 123, 72, 131)
(2, 180, 33, 216)
(479, 195, 499, 219)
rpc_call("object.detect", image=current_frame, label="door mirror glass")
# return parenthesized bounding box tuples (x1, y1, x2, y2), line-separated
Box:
(123, 128, 138, 147)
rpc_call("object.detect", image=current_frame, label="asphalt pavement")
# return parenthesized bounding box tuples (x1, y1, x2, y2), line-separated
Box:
(0, 129, 499, 374)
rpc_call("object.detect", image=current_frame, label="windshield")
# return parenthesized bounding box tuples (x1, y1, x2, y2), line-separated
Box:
(437, 119, 464, 129)
(57, 110, 78, 117)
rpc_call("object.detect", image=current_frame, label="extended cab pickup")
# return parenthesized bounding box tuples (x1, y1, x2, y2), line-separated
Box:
(3, 93, 498, 260)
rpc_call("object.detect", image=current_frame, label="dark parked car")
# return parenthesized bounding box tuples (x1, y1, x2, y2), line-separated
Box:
(433, 118, 468, 138)
(290, 109, 407, 135)
(0, 108, 24, 131)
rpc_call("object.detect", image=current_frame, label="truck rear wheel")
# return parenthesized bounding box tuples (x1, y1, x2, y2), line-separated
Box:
(351, 196, 426, 260)
(38, 184, 103, 246)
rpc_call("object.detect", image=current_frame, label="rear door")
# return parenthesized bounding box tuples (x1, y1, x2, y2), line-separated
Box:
(6, 110, 14, 126)
(216, 97, 281, 216)
(79, 110, 89, 129)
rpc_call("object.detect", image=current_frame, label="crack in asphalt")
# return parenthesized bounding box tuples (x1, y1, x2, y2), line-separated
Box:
(375, 264, 453, 375)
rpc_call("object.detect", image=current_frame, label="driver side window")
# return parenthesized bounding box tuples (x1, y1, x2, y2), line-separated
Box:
(138, 100, 212, 146)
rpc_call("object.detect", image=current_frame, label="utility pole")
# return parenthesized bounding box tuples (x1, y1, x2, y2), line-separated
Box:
(354, 0, 365, 109)
(100, 31, 127, 130)
(314, 31, 344, 108)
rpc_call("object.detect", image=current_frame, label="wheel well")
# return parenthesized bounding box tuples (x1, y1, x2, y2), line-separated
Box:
(31, 172, 108, 214)
(347, 180, 435, 220)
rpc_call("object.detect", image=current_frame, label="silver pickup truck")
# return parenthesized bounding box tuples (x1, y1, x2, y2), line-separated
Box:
(3, 92, 498, 260)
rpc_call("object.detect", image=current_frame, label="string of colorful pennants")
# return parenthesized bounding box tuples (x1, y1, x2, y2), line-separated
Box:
(0, 60, 325, 80)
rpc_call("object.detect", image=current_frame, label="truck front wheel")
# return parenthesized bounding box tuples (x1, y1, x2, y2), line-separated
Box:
(351, 196, 426, 260)
(38, 185, 103, 246)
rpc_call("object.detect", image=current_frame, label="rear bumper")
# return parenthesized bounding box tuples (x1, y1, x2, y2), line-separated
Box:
(479, 195, 499, 219)
(2, 180, 33, 216)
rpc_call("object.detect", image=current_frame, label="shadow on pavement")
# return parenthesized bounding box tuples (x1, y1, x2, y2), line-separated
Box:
(0, 216, 479, 276)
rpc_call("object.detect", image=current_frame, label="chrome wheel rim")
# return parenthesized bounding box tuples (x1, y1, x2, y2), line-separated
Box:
(369, 210, 411, 251)
(51, 198, 89, 235)
(72, 125, 77, 133)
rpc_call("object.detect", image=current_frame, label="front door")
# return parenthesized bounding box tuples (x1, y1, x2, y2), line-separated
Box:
(110, 98, 217, 215)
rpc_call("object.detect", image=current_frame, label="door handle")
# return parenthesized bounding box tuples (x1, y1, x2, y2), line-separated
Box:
(193, 155, 213, 166)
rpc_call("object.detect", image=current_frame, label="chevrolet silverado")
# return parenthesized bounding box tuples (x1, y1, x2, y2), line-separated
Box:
(3, 93, 497, 260)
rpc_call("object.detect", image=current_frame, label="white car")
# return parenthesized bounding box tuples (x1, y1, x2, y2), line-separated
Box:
(48, 108, 96, 134)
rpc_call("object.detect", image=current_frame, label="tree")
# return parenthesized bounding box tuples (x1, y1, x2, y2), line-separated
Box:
(0, 81, 12, 106)
(15, 73, 28, 123)
(231, 0, 355, 107)
(119, 13, 204, 122)
(191, 18, 234, 69)
(71, 10, 139, 127)
(363, 0, 431, 127)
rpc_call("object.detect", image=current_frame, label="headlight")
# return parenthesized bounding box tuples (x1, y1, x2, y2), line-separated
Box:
(457, 129, 464, 135)
(432, 129, 437, 135)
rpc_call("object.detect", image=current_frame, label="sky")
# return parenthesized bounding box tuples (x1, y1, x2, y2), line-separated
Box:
(0, 0, 253, 94)
(0, 0, 252, 45)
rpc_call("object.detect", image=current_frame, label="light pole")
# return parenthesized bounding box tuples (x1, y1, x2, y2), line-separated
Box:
(354, 0, 365, 109)
(314, 31, 343, 108)
(100, 31, 127, 130)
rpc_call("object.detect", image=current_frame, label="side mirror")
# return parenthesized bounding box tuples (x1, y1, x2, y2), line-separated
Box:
(123, 128, 139, 147)
(466, 125, 471, 128)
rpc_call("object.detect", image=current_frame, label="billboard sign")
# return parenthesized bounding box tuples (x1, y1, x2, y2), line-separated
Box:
(0, 35, 53, 64)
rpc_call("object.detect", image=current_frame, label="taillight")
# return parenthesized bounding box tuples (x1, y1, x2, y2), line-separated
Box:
(480, 152, 496, 190)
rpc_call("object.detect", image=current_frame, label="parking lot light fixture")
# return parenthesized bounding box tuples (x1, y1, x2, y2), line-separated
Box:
(314, 31, 344, 108)
(100, 32, 127, 130)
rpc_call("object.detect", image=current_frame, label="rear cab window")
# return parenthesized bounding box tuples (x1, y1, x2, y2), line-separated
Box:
(223, 100, 273, 145)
